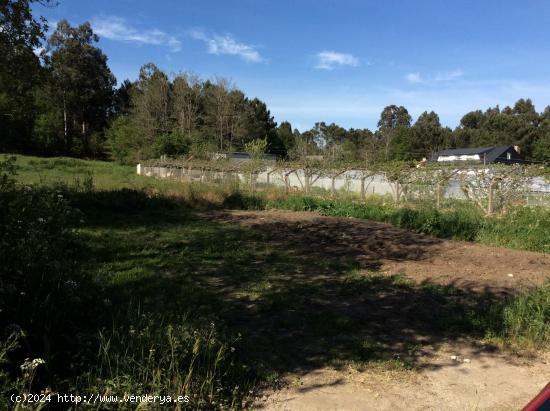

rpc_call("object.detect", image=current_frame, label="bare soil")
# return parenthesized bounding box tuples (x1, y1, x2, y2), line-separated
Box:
(206, 210, 550, 411)
(216, 209, 549, 293)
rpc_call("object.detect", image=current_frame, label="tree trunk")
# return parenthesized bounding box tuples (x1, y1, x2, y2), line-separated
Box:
(395, 183, 401, 206)
(488, 180, 494, 215)
(360, 177, 366, 200)
(63, 92, 69, 152)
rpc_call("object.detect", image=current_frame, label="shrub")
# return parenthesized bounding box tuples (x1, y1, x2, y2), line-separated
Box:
(153, 133, 191, 157)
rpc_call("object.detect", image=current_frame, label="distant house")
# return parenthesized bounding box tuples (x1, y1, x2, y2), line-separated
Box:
(429, 145, 527, 165)
(212, 151, 278, 162)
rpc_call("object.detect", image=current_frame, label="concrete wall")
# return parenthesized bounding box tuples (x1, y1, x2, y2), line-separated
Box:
(137, 164, 550, 200)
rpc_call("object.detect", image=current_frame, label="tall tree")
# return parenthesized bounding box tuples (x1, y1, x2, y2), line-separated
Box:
(0, 0, 52, 151)
(131, 63, 170, 148)
(203, 77, 234, 151)
(276, 121, 295, 154)
(41, 20, 115, 155)
(411, 111, 446, 158)
(172, 72, 202, 138)
(377, 105, 411, 160)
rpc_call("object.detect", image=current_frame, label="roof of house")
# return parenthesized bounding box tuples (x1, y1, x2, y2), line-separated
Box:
(431, 146, 515, 162)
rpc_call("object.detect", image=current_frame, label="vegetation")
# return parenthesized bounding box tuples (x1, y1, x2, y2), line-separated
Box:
(2, 1, 550, 163)
(1, 154, 549, 409)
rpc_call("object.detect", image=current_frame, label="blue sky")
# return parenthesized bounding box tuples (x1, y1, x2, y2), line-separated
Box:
(36, 0, 550, 131)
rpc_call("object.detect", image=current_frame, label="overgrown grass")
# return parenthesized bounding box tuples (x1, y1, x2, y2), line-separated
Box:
(1, 154, 549, 409)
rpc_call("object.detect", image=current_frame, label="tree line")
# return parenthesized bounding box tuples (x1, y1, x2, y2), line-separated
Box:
(1, 0, 550, 163)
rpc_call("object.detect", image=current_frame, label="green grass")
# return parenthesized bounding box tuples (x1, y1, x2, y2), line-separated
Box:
(1, 154, 549, 409)
(7, 154, 176, 190)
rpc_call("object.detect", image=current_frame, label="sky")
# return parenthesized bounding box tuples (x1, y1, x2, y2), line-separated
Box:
(35, 0, 550, 131)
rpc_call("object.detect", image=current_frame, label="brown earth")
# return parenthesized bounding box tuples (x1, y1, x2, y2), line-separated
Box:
(213, 209, 549, 293)
(204, 210, 550, 411)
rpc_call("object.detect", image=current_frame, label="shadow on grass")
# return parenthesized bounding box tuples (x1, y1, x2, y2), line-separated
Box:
(75, 189, 506, 383)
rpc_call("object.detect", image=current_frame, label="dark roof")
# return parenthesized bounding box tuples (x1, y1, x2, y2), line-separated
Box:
(431, 146, 515, 162)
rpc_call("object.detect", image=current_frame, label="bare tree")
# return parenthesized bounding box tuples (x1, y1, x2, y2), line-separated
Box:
(172, 72, 202, 137)
(459, 164, 529, 215)
(205, 77, 234, 151)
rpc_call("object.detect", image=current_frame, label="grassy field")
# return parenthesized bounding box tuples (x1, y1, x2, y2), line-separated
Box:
(1, 154, 549, 409)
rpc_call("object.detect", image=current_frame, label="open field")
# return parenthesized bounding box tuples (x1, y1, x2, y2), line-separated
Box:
(1, 155, 549, 410)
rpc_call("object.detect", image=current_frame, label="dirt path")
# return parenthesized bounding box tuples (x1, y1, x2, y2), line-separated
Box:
(207, 210, 550, 410)
(257, 349, 549, 410)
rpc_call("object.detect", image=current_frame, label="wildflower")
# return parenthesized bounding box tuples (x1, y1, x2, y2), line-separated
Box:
(20, 358, 45, 375)
(65, 280, 77, 290)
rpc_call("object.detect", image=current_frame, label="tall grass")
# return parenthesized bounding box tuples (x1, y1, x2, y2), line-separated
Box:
(85, 310, 251, 409)
(494, 281, 550, 348)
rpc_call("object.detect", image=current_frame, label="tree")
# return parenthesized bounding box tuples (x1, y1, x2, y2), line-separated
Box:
(106, 116, 142, 163)
(113, 79, 134, 117)
(243, 138, 268, 190)
(0, 0, 53, 151)
(172, 72, 202, 138)
(534, 106, 550, 163)
(130, 63, 171, 150)
(203, 77, 234, 151)
(411, 111, 446, 158)
(379, 160, 415, 206)
(276, 121, 295, 154)
(377, 105, 411, 161)
(240, 97, 279, 153)
(42, 20, 116, 155)
(459, 165, 529, 215)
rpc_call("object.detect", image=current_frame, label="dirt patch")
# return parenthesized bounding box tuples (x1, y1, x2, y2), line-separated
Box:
(203, 209, 550, 410)
(211, 209, 549, 293)
(257, 348, 550, 410)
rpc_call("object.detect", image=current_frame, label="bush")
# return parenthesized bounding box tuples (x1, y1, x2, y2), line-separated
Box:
(153, 133, 191, 157)
(0, 157, 89, 404)
(106, 117, 148, 164)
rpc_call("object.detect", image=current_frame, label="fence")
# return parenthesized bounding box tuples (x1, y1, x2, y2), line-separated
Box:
(137, 163, 550, 207)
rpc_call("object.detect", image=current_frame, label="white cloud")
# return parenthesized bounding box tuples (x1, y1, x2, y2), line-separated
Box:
(434, 68, 463, 81)
(91, 16, 182, 52)
(314, 51, 359, 70)
(191, 29, 263, 62)
(406, 69, 463, 84)
(405, 72, 423, 83)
